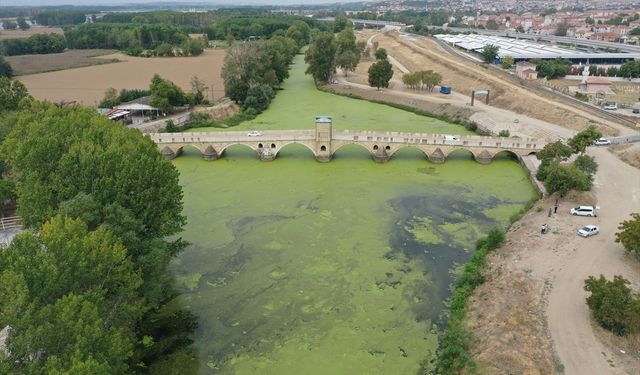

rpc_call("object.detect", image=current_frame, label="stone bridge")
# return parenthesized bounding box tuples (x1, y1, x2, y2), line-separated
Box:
(151, 117, 544, 164)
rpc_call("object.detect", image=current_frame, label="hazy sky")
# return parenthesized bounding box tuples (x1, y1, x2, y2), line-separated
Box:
(1, 0, 364, 6)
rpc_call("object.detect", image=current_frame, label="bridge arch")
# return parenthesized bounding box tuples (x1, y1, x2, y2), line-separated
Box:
(493, 149, 521, 162)
(273, 141, 317, 158)
(387, 145, 430, 160)
(444, 148, 477, 160)
(219, 143, 260, 155)
(332, 142, 375, 157)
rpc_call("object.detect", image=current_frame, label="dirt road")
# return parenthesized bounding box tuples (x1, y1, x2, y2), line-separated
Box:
(548, 147, 640, 375)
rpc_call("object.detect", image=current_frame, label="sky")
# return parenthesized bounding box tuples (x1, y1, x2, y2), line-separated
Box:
(1, 0, 365, 6)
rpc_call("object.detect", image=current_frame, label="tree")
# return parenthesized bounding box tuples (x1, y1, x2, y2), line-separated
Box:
(486, 19, 499, 30)
(2, 20, 17, 30)
(0, 77, 30, 111)
(616, 213, 640, 255)
(574, 154, 598, 176)
(150, 74, 187, 112)
(155, 42, 174, 57)
(336, 50, 358, 76)
(16, 17, 29, 31)
(0, 216, 142, 372)
(555, 21, 569, 36)
(498, 130, 510, 137)
(543, 162, 591, 195)
(586, 17, 595, 25)
(305, 31, 336, 83)
(480, 44, 499, 63)
(402, 72, 421, 89)
(536, 140, 573, 162)
(99, 87, 119, 108)
(375, 47, 388, 60)
(568, 125, 602, 154)
(285, 20, 311, 48)
(368, 59, 393, 90)
(243, 83, 274, 113)
(333, 15, 351, 33)
(335, 27, 359, 76)
(190, 75, 207, 105)
(501, 56, 514, 69)
(584, 275, 640, 336)
(515, 25, 525, 33)
(419, 70, 442, 92)
(0, 56, 12, 78)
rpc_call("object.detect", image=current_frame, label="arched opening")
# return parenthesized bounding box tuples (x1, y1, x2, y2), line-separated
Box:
(179, 145, 200, 158)
(446, 149, 475, 162)
(271, 143, 276, 149)
(390, 146, 428, 161)
(373, 145, 379, 151)
(493, 150, 520, 162)
(333, 143, 373, 160)
(220, 144, 259, 161)
(276, 143, 316, 160)
(258, 143, 263, 148)
(320, 145, 327, 152)
(385, 145, 391, 151)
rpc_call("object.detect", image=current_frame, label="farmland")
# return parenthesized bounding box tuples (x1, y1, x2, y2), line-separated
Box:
(16, 49, 226, 105)
(0, 26, 63, 40)
(6, 49, 118, 76)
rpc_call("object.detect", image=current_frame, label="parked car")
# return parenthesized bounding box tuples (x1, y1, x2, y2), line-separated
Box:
(633, 105, 640, 114)
(593, 138, 611, 146)
(247, 131, 262, 137)
(578, 225, 600, 237)
(603, 102, 618, 110)
(570, 206, 597, 217)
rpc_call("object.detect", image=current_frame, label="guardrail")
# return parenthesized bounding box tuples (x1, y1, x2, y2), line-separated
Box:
(0, 216, 22, 231)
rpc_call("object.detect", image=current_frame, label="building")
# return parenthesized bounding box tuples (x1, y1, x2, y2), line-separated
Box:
(516, 61, 538, 80)
(579, 76, 612, 93)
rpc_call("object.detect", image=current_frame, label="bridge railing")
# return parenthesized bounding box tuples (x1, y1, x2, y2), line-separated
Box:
(0, 216, 22, 231)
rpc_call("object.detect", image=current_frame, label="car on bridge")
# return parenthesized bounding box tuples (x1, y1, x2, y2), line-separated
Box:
(247, 131, 262, 137)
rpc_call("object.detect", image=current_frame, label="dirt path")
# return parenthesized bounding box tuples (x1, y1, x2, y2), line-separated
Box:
(547, 147, 640, 375)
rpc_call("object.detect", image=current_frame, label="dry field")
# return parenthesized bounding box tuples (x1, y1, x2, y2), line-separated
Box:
(550, 78, 640, 106)
(6, 49, 119, 76)
(0, 27, 63, 40)
(17, 49, 226, 105)
(361, 30, 625, 135)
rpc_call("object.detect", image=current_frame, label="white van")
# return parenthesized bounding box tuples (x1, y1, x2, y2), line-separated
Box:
(443, 135, 460, 141)
(570, 206, 597, 217)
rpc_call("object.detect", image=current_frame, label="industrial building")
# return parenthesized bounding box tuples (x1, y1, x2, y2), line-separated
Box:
(434, 34, 640, 64)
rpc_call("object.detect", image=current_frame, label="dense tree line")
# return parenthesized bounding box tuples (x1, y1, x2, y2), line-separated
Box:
(402, 70, 442, 91)
(99, 88, 150, 108)
(100, 10, 216, 26)
(64, 23, 204, 57)
(34, 10, 86, 25)
(0, 33, 66, 56)
(532, 58, 572, 79)
(0, 56, 12, 78)
(305, 27, 365, 83)
(222, 36, 298, 114)
(204, 16, 322, 42)
(0, 95, 196, 372)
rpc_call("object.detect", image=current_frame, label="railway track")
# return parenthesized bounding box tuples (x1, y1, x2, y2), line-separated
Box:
(430, 37, 638, 129)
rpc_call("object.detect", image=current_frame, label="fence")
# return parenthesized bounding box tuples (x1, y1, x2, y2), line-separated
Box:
(0, 216, 22, 231)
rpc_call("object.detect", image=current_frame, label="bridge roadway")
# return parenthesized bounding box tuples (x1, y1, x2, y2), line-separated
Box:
(151, 128, 544, 164)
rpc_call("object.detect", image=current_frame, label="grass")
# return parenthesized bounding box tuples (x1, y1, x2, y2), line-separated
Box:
(193, 54, 475, 135)
(6, 49, 119, 76)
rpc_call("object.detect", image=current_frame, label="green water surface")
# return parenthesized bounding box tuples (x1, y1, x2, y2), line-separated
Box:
(169, 55, 538, 374)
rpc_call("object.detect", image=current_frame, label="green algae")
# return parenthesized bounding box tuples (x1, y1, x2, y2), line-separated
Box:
(169, 56, 538, 374)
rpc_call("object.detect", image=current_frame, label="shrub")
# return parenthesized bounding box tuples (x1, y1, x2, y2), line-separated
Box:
(498, 129, 510, 137)
(584, 275, 640, 336)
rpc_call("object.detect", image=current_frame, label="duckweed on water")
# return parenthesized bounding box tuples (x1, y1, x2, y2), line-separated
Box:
(169, 55, 538, 374)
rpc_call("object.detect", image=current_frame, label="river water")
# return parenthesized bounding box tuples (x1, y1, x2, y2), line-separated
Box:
(168, 55, 538, 374)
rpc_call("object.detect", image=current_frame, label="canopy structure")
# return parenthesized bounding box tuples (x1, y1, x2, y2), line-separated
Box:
(115, 103, 157, 111)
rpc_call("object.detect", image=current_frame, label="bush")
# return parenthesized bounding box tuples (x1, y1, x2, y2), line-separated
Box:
(544, 162, 591, 195)
(575, 92, 589, 101)
(498, 129, 510, 137)
(584, 275, 640, 336)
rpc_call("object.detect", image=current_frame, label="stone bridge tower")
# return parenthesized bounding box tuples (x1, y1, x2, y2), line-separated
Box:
(315, 116, 332, 162)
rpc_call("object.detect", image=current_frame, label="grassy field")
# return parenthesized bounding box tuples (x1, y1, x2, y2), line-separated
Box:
(204, 54, 473, 134)
(6, 49, 119, 76)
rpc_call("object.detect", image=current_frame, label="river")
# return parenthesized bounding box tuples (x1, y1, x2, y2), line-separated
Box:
(168, 55, 538, 374)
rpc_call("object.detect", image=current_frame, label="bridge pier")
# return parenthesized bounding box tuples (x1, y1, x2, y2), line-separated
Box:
(259, 148, 276, 161)
(372, 148, 390, 163)
(429, 149, 445, 164)
(315, 154, 332, 163)
(474, 150, 493, 164)
(203, 145, 219, 161)
(161, 146, 178, 160)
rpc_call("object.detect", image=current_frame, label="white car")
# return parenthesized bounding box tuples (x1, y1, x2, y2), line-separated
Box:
(570, 206, 597, 217)
(578, 225, 599, 237)
(603, 102, 617, 110)
(247, 131, 262, 137)
(593, 138, 611, 146)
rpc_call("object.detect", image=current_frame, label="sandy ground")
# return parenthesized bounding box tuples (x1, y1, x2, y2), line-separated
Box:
(609, 143, 640, 169)
(0, 27, 63, 40)
(16, 49, 226, 106)
(348, 29, 640, 375)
